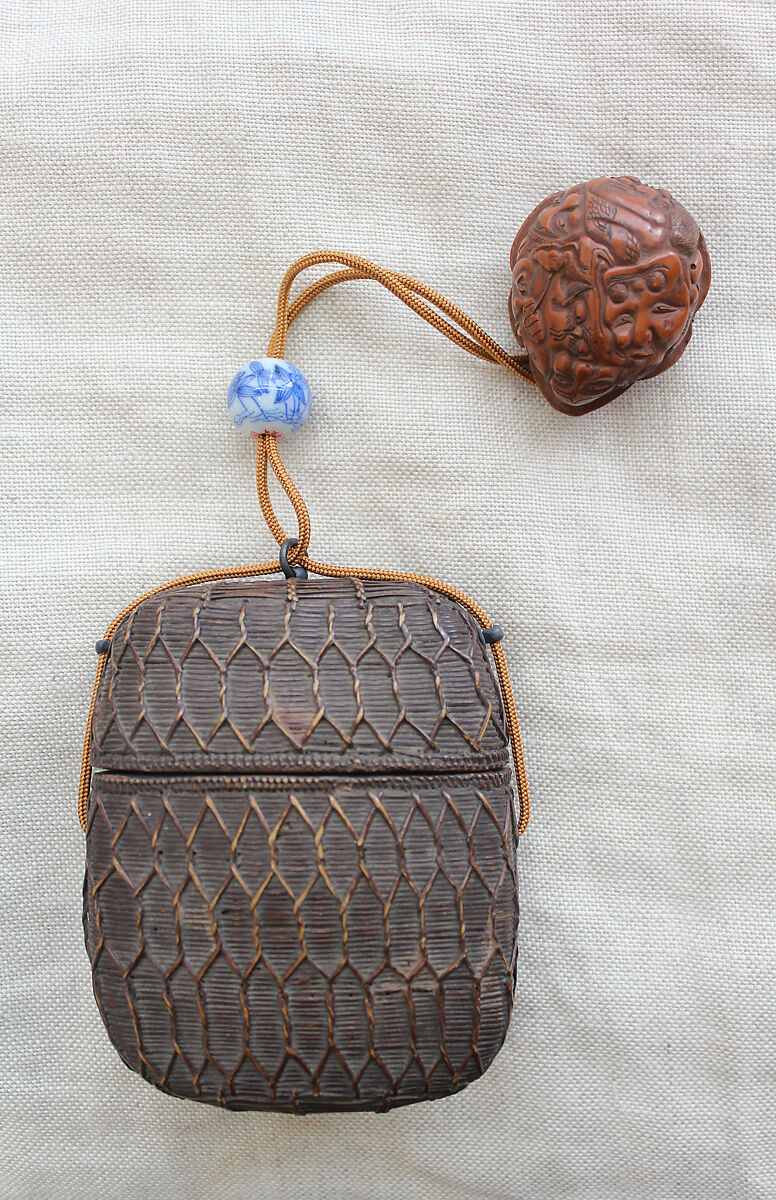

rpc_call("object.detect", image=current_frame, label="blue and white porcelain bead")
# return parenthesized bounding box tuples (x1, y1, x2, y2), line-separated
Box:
(227, 358, 311, 437)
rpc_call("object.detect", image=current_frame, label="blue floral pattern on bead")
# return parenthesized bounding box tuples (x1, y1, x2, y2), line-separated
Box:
(227, 358, 311, 436)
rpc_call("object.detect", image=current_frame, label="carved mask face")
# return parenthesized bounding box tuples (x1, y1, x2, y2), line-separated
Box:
(509, 177, 710, 414)
(510, 264, 619, 405)
(601, 253, 690, 367)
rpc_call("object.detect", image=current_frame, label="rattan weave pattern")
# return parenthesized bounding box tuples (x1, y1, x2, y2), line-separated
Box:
(84, 577, 519, 1110)
(85, 769, 518, 1111)
(90, 577, 508, 774)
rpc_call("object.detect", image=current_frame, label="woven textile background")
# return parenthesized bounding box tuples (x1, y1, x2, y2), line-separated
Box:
(1, 2, 774, 1197)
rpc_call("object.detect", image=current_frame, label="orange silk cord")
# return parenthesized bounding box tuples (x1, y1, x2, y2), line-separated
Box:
(78, 252, 533, 834)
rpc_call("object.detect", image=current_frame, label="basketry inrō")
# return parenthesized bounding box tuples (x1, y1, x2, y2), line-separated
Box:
(83, 575, 519, 1111)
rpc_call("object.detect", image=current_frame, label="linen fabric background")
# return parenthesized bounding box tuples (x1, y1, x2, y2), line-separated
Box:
(1, 2, 774, 1197)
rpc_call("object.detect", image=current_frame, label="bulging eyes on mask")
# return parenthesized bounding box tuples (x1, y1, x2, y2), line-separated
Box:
(508, 177, 710, 415)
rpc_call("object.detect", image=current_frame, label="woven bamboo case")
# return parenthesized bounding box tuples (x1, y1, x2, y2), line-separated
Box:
(83, 576, 519, 1111)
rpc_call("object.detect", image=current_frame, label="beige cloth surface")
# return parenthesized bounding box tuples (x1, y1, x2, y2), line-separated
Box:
(1, 2, 774, 1197)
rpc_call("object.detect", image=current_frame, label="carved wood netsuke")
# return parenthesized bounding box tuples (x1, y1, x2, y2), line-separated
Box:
(83, 577, 519, 1111)
(509, 176, 710, 414)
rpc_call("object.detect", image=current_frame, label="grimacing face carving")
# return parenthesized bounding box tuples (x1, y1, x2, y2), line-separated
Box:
(508, 177, 710, 414)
